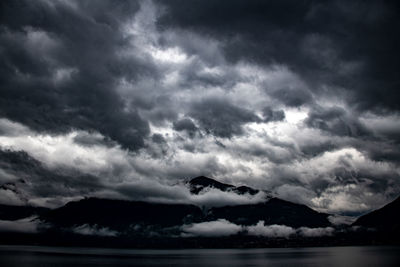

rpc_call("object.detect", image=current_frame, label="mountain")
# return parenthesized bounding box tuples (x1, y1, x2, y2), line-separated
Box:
(40, 177, 330, 231)
(0, 176, 337, 247)
(352, 196, 400, 232)
(42, 198, 203, 232)
(188, 176, 259, 195)
(189, 176, 329, 227)
(206, 198, 330, 228)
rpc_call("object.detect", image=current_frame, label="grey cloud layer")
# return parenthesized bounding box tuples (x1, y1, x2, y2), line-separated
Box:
(158, 0, 400, 111)
(0, 0, 149, 150)
(181, 219, 335, 238)
(0, 0, 400, 215)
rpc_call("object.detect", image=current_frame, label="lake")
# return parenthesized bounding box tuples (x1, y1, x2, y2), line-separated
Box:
(0, 245, 399, 267)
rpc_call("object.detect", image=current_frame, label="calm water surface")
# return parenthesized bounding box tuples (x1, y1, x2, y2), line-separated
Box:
(0, 245, 399, 267)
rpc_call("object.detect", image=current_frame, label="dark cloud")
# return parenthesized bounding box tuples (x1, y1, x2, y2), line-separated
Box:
(271, 87, 313, 107)
(151, 133, 166, 144)
(0, 0, 151, 151)
(189, 98, 261, 138)
(305, 106, 370, 137)
(299, 141, 338, 158)
(158, 0, 400, 112)
(73, 132, 117, 148)
(173, 118, 198, 138)
(262, 107, 285, 123)
(357, 141, 400, 163)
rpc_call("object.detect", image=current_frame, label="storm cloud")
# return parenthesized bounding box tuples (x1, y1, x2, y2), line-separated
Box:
(0, 0, 400, 217)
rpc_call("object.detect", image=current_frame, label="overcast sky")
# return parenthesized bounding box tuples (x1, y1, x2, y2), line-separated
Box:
(0, 0, 399, 216)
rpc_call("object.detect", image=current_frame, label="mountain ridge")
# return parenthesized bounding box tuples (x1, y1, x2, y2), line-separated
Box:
(188, 176, 260, 195)
(36, 176, 331, 232)
(0, 176, 399, 247)
(352, 196, 400, 232)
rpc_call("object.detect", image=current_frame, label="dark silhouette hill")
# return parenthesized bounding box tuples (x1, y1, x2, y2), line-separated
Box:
(39, 177, 330, 231)
(206, 198, 330, 227)
(3, 177, 400, 247)
(42, 198, 203, 231)
(0, 204, 49, 220)
(353, 196, 400, 232)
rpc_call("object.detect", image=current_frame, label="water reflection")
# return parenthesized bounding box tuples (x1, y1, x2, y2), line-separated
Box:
(0, 246, 399, 267)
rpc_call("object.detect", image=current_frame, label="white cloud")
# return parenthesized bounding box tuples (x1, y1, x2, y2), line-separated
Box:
(0, 126, 132, 178)
(0, 118, 31, 137)
(1, 116, 398, 214)
(72, 224, 118, 237)
(181, 220, 337, 238)
(0, 120, 271, 208)
(114, 179, 269, 208)
(297, 227, 335, 237)
(328, 215, 357, 225)
(246, 221, 296, 238)
(0, 189, 25, 206)
(181, 219, 242, 237)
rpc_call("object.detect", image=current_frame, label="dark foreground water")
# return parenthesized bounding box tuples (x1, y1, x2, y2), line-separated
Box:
(0, 245, 399, 267)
